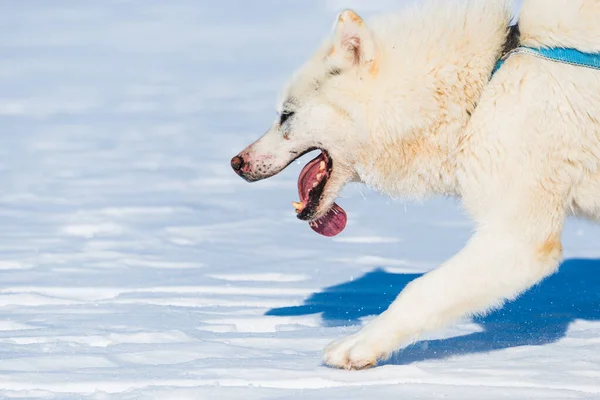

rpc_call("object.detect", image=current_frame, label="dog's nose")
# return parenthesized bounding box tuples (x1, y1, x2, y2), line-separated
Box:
(231, 155, 244, 172)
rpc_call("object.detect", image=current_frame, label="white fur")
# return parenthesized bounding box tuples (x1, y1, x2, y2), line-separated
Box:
(233, 0, 600, 369)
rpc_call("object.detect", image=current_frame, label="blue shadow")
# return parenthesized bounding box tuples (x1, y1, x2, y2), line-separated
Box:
(266, 258, 600, 364)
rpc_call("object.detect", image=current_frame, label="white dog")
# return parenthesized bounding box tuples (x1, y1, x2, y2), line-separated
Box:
(231, 0, 600, 369)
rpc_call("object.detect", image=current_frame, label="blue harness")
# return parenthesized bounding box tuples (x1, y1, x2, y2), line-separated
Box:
(492, 46, 600, 77)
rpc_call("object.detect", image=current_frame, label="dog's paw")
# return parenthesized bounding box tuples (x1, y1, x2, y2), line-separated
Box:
(323, 332, 385, 370)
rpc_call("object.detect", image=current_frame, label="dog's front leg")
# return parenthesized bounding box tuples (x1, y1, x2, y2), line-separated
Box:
(324, 213, 564, 370)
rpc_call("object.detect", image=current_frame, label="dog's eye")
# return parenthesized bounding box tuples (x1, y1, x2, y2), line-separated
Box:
(280, 111, 295, 125)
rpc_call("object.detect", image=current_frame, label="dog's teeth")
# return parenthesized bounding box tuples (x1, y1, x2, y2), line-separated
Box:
(319, 161, 326, 171)
(316, 173, 323, 180)
(312, 182, 318, 188)
(292, 202, 304, 211)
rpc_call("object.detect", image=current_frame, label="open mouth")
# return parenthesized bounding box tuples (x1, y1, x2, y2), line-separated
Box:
(292, 150, 347, 237)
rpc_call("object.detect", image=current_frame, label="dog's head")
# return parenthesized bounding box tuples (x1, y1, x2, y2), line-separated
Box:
(232, 3, 510, 237)
(231, 11, 380, 237)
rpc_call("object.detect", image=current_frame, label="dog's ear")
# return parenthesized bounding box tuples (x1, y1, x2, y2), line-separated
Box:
(330, 10, 376, 65)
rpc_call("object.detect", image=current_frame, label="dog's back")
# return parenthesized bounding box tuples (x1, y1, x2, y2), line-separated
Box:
(520, 0, 600, 52)
(473, 0, 600, 223)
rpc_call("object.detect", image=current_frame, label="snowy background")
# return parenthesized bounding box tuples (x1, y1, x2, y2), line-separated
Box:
(0, 0, 598, 398)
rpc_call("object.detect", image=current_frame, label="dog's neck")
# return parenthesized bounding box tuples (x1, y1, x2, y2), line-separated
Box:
(502, 24, 522, 59)
(354, 12, 515, 201)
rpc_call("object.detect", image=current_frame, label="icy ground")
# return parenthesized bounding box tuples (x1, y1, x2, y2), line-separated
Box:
(0, 0, 598, 399)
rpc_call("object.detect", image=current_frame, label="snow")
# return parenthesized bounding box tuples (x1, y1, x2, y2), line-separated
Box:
(0, 0, 598, 398)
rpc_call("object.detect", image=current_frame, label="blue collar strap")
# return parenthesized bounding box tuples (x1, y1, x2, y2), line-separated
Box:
(492, 46, 600, 76)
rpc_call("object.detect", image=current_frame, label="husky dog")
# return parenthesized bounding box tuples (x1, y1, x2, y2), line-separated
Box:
(231, 0, 600, 369)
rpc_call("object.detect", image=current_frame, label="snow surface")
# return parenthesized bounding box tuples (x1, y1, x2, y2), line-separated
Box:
(0, 0, 598, 398)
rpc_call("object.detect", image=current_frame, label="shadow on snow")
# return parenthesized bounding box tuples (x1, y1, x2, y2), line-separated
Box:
(266, 258, 600, 364)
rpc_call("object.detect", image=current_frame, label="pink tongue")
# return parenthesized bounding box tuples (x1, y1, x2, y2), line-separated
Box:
(297, 152, 348, 238)
(309, 203, 347, 237)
